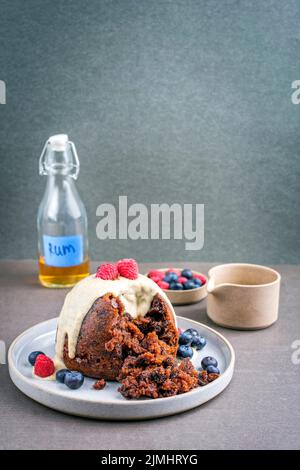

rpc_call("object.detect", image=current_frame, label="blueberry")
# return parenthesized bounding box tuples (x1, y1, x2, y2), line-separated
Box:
(192, 278, 202, 287)
(169, 282, 183, 290)
(185, 328, 199, 337)
(169, 272, 179, 282)
(206, 365, 220, 374)
(179, 331, 193, 345)
(167, 270, 178, 276)
(64, 371, 84, 390)
(169, 281, 177, 290)
(163, 272, 178, 283)
(191, 335, 207, 350)
(183, 280, 197, 290)
(181, 269, 193, 279)
(177, 345, 194, 359)
(201, 356, 218, 370)
(56, 369, 70, 384)
(28, 351, 45, 366)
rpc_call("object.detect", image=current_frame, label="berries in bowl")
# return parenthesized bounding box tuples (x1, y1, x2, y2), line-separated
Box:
(146, 268, 207, 305)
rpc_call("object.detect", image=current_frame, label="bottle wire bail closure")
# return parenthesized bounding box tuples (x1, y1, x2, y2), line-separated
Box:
(39, 135, 80, 179)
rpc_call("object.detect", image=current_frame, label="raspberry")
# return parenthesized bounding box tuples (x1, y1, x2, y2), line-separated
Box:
(157, 280, 169, 290)
(34, 354, 55, 378)
(149, 275, 162, 284)
(194, 273, 206, 284)
(147, 270, 164, 280)
(96, 263, 118, 280)
(178, 276, 188, 284)
(117, 259, 139, 280)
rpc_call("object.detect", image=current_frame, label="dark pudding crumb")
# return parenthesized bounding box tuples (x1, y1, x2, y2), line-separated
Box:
(198, 369, 220, 386)
(117, 353, 199, 399)
(93, 378, 106, 390)
(109, 297, 218, 399)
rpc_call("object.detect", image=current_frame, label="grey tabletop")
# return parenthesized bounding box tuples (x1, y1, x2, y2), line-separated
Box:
(0, 260, 299, 450)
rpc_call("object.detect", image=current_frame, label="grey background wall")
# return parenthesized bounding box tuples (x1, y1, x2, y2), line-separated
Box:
(0, 0, 299, 263)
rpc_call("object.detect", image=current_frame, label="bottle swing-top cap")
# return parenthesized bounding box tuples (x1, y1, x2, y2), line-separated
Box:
(48, 134, 69, 151)
(39, 134, 80, 179)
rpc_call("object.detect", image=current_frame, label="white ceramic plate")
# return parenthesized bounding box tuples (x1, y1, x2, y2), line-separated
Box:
(8, 317, 235, 420)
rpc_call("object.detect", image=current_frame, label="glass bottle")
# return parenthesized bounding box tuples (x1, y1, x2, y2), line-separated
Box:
(37, 134, 89, 287)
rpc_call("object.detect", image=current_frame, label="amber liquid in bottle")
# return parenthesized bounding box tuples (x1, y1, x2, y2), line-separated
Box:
(38, 256, 89, 288)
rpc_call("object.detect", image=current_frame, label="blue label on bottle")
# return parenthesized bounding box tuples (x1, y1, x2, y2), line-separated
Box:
(43, 235, 83, 267)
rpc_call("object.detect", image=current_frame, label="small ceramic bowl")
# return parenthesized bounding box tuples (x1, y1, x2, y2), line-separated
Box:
(145, 268, 207, 305)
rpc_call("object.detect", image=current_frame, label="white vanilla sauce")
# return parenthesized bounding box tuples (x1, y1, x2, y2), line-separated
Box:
(55, 274, 176, 362)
